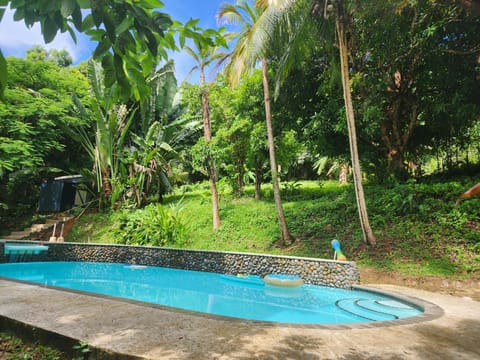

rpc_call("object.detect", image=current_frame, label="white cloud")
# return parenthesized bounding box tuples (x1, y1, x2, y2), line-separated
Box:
(0, 2, 226, 81)
(0, 7, 89, 62)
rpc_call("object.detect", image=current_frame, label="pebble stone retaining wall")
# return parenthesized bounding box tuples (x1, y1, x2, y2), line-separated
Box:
(0, 241, 360, 288)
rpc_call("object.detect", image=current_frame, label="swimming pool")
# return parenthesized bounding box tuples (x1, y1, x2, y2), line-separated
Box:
(0, 261, 422, 324)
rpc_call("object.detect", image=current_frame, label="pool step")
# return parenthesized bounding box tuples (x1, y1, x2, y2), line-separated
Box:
(336, 298, 398, 321)
(356, 299, 420, 318)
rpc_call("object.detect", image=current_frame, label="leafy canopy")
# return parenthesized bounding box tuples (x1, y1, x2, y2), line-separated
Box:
(0, 0, 175, 101)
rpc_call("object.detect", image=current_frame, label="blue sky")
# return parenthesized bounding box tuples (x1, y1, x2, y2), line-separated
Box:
(0, 0, 229, 82)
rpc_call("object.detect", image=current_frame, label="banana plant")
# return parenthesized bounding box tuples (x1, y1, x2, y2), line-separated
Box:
(71, 60, 200, 209)
(124, 61, 201, 207)
(70, 60, 136, 210)
(125, 121, 174, 207)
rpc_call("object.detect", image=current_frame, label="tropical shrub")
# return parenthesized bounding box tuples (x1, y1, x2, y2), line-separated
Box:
(115, 202, 186, 246)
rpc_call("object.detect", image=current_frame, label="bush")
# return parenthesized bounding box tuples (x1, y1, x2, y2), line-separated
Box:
(115, 202, 186, 247)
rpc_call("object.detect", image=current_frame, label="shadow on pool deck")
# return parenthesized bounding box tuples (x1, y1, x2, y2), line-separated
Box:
(0, 280, 479, 359)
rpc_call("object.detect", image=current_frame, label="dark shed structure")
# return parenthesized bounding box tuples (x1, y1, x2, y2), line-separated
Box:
(37, 175, 85, 212)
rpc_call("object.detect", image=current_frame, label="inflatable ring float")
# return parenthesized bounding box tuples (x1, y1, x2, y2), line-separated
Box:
(263, 274, 304, 288)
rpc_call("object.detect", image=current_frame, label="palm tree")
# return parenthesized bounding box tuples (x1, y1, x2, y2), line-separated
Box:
(334, 1, 376, 245)
(218, 0, 293, 246)
(184, 30, 226, 230)
(255, 0, 377, 246)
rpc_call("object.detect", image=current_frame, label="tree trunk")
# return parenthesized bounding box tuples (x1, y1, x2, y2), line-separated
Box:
(200, 67, 221, 230)
(380, 93, 418, 178)
(235, 159, 245, 195)
(236, 171, 244, 195)
(336, 11, 376, 246)
(339, 164, 348, 185)
(254, 161, 262, 200)
(128, 164, 141, 207)
(101, 168, 112, 197)
(388, 148, 407, 179)
(261, 58, 292, 246)
(99, 167, 112, 210)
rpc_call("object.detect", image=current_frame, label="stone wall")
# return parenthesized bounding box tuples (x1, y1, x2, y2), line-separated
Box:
(0, 241, 359, 288)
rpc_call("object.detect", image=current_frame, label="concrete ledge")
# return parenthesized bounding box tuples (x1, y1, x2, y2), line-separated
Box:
(1, 280, 477, 359)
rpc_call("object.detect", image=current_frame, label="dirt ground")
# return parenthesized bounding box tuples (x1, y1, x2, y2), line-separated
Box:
(360, 267, 480, 301)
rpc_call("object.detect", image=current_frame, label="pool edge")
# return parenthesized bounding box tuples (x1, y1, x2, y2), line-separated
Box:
(0, 275, 444, 330)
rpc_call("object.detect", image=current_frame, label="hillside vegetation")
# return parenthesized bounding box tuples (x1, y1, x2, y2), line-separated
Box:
(67, 179, 479, 279)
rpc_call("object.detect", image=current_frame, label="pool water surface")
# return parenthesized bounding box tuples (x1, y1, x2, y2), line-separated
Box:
(0, 261, 422, 324)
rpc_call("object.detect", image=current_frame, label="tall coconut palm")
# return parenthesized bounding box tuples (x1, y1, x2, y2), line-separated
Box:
(184, 30, 226, 230)
(334, 1, 376, 245)
(256, 0, 377, 245)
(218, 0, 293, 246)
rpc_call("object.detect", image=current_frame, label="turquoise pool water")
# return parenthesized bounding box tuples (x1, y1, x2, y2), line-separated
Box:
(0, 261, 422, 324)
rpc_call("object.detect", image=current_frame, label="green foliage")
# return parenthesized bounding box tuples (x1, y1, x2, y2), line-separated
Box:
(351, 0, 480, 177)
(70, 180, 479, 278)
(276, 129, 304, 177)
(0, 332, 64, 359)
(70, 59, 195, 210)
(115, 202, 187, 247)
(0, 49, 5, 101)
(70, 60, 136, 210)
(435, 208, 470, 231)
(183, 27, 228, 76)
(190, 138, 217, 176)
(72, 340, 91, 360)
(251, 0, 480, 182)
(371, 180, 467, 221)
(0, 54, 89, 217)
(26, 45, 72, 67)
(124, 119, 177, 207)
(0, 0, 177, 101)
(66, 211, 120, 244)
(281, 180, 302, 198)
(137, 61, 176, 132)
(0, 55, 88, 177)
(214, 116, 252, 195)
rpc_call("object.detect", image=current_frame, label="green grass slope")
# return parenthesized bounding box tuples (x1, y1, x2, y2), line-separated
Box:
(67, 180, 479, 278)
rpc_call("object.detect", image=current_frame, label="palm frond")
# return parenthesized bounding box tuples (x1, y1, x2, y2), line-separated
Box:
(218, 0, 283, 86)
(183, 46, 200, 63)
(217, 3, 245, 25)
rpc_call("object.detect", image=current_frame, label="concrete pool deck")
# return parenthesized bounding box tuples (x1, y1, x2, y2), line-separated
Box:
(0, 279, 479, 359)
